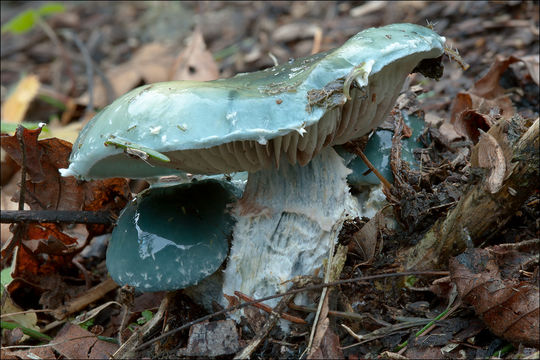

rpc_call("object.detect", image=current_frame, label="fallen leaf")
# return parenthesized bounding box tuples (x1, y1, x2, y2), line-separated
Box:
(53, 322, 118, 359)
(41, 117, 86, 144)
(272, 23, 322, 43)
(450, 248, 540, 347)
(449, 54, 539, 143)
(1, 75, 40, 124)
(308, 325, 344, 359)
(0, 347, 56, 360)
(474, 130, 506, 193)
(519, 54, 540, 85)
(1, 147, 20, 186)
(349, 210, 384, 265)
(1, 127, 45, 183)
(169, 27, 220, 81)
(1, 127, 130, 290)
(79, 42, 178, 108)
(1, 127, 130, 231)
(472, 55, 527, 99)
(9, 230, 77, 286)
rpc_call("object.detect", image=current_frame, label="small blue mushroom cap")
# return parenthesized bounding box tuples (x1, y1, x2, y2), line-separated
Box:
(106, 179, 239, 291)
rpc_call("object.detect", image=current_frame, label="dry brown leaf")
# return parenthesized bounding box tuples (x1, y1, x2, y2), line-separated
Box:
(1, 127, 130, 231)
(81, 29, 219, 108)
(449, 54, 539, 143)
(79, 43, 178, 108)
(1, 75, 40, 124)
(450, 248, 539, 347)
(349, 211, 384, 265)
(169, 28, 220, 81)
(1, 347, 56, 360)
(7, 224, 79, 287)
(519, 54, 540, 85)
(53, 322, 118, 359)
(474, 130, 506, 193)
(308, 325, 344, 359)
(1, 127, 45, 183)
(1, 127, 130, 289)
(472, 55, 529, 99)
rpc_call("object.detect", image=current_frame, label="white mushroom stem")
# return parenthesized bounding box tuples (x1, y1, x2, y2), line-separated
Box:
(221, 147, 360, 309)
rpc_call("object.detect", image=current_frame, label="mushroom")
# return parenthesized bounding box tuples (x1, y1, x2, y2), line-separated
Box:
(60, 24, 446, 308)
(107, 179, 240, 291)
(340, 112, 426, 189)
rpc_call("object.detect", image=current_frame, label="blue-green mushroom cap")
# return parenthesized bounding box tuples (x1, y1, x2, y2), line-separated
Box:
(341, 112, 426, 187)
(106, 179, 239, 291)
(60, 23, 445, 180)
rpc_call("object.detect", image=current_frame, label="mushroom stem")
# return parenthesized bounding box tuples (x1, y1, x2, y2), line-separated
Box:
(222, 147, 360, 309)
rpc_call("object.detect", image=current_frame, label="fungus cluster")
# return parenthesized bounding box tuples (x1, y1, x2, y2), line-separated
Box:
(61, 23, 446, 309)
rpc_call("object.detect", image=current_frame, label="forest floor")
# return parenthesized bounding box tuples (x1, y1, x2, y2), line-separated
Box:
(1, 1, 539, 359)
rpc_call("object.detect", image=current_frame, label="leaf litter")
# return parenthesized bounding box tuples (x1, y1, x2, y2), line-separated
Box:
(1, 1, 539, 358)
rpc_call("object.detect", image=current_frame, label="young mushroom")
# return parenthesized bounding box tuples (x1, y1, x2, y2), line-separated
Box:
(61, 24, 446, 309)
(107, 179, 239, 291)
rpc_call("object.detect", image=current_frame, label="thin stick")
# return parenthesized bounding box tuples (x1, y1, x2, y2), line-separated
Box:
(234, 292, 297, 359)
(234, 291, 306, 324)
(53, 277, 119, 320)
(134, 270, 448, 352)
(289, 303, 369, 322)
(2, 126, 30, 262)
(0, 210, 114, 224)
(35, 16, 77, 95)
(306, 221, 340, 356)
(60, 29, 95, 117)
(355, 147, 394, 191)
(16, 125, 27, 211)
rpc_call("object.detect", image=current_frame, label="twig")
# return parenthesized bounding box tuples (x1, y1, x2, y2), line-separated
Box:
(234, 291, 306, 324)
(354, 144, 394, 192)
(234, 292, 297, 359)
(1, 126, 29, 263)
(60, 29, 95, 118)
(91, 58, 117, 105)
(0, 210, 114, 224)
(1, 309, 55, 318)
(35, 16, 76, 95)
(16, 125, 27, 211)
(396, 283, 460, 353)
(288, 303, 369, 322)
(112, 292, 171, 359)
(305, 221, 341, 357)
(53, 277, 119, 320)
(1, 335, 104, 350)
(340, 318, 432, 350)
(133, 270, 448, 353)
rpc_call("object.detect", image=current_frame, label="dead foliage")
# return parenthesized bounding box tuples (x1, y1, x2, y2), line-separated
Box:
(450, 247, 539, 348)
(0, 1, 538, 358)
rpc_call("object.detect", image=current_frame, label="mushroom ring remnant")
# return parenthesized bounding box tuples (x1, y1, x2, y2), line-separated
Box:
(60, 24, 447, 310)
